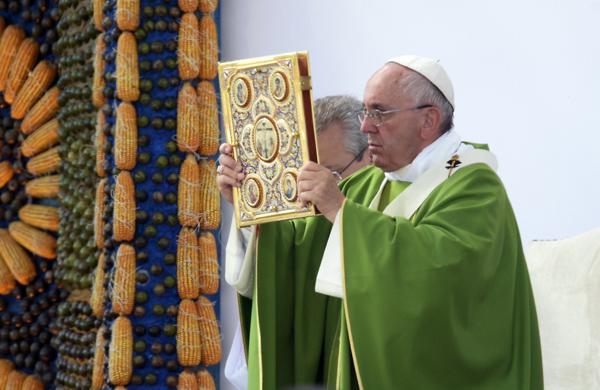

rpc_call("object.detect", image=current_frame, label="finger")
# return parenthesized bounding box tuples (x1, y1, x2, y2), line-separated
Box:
(220, 165, 246, 184)
(298, 166, 324, 182)
(218, 154, 242, 172)
(217, 172, 242, 188)
(300, 161, 321, 172)
(219, 164, 244, 182)
(297, 176, 318, 193)
(298, 170, 331, 187)
(297, 189, 316, 207)
(219, 143, 233, 155)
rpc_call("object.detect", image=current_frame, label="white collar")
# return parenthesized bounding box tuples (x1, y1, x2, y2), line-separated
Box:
(384, 130, 470, 182)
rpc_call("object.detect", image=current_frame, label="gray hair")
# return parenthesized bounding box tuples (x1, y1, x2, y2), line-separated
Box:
(398, 70, 454, 133)
(314, 95, 367, 159)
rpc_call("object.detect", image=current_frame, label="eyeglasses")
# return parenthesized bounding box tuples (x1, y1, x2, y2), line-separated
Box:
(357, 104, 433, 127)
(331, 146, 367, 181)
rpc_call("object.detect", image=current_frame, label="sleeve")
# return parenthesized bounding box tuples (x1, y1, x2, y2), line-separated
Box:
(224, 219, 257, 298)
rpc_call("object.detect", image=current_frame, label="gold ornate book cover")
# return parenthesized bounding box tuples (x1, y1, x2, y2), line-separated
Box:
(218, 52, 319, 227)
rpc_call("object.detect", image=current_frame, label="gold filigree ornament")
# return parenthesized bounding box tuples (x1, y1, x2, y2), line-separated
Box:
(268, 70, 290, 102)
(230, 75, 253, 109)
(252, 115, 280, 163)
(251, 96, 275, 117)
(276, 119, 296, 156)
(241, 175, 263, 210)
(280, 170, 298, 203)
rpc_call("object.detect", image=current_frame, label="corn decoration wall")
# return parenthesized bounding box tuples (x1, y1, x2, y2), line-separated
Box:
(0, 10, 71, 387)
(88, 0, 223, 387)
(0, 0, 222, 386)
(175, 0, 221, 388)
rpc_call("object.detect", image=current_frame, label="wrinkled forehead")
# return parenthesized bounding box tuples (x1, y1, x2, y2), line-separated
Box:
(364, 63, 414, 107)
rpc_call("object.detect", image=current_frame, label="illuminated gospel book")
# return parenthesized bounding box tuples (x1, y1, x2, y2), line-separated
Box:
(218, 52, 319, 227)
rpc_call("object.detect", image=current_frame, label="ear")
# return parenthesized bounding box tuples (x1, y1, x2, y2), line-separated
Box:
(420, 107, 442, 141)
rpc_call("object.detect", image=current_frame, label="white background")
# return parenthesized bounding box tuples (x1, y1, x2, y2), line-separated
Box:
(218, 1, 600, 388)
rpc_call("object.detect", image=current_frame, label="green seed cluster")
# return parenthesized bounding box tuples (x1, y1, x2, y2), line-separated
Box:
(51, 301, 101, 390)
(54, 0, 101, 291)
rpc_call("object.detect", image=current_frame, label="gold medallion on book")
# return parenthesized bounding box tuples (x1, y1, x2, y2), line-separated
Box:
(218, 52, 319, 227)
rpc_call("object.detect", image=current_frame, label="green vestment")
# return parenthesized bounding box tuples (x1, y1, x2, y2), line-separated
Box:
(239, 162, 543, 390)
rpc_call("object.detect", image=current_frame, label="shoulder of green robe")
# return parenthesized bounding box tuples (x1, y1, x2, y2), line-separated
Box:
(462, 141, 490, 150)
(339, 165, 384, 202)
(439, 161, 508, 202)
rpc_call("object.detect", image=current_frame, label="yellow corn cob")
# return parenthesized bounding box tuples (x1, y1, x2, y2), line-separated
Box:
(25, 175, 59, 198)
(93, 34, 106, 108)
(198, 15, 218, 80)
(0, 359, 14, 388)
(198, 232, 218, 295)
(179, 0, 197, 13)
(117, 0, 140, 31)
(197, 81, 219, 155)
(22, 375, 43, 390)
(90, 253, 106, 317)
(93, 0, 104, 30)
(196, 296, 221, 365)
(4, 38, 39, 104)
(198, 0, 218, 13)
(115, 102, 137, 170)
(5, 370, 26, 390)
(178, 13, 201, 80)
(91, 326, 106, 390)
(199, 159, 220, 229)
(21, 118, 59, 157)
(177, 82, 200, 152)
(178, 154, 201, 227)
(113, 171, 136, 242)
(20, 86, 60, 135)
(11, 60, 57, 120)
(18, 205, 59, 232)
(177, 227, 200, 299)
(109, 316, 133, 385)
(26, 146, 60, 175)
(0, 229, 35, 284)
(116, 32, 139, 102)
(95, 110, 107, 177)
(0, 255, 16, 294)
(197, 368, 216, 390)
(112, 244, 136, 315)
(9, 221, 56, 259)
(0, 160, 14, 189)
(178, 370, 198, 389)
(95, 178, 106, 248)
(177, 298, 202, 366)
(0, 26, 25, 91)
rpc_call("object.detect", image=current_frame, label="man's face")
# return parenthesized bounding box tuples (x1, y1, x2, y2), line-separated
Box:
(317, 122, 366, 179)
(361, 64, 427, 172)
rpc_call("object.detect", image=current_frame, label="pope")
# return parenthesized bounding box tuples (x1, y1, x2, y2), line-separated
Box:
(217, 55, 543, 390)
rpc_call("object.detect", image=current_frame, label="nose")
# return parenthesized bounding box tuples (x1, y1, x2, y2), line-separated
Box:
(360, 117, 377, 134)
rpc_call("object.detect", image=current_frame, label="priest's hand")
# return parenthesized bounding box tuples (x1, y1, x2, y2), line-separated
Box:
(298, 161, 345, 222)
(216, 143, 245, 204)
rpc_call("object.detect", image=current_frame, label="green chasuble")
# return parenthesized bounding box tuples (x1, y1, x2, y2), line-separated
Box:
(239, 162, 543, 389)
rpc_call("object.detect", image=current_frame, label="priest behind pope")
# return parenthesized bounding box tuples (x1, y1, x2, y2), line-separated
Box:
(217, 55, 543, 390)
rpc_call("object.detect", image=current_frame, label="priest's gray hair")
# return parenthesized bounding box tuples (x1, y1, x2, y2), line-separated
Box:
(314, 95, 367, 159)
(400, 70, 454, 133)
